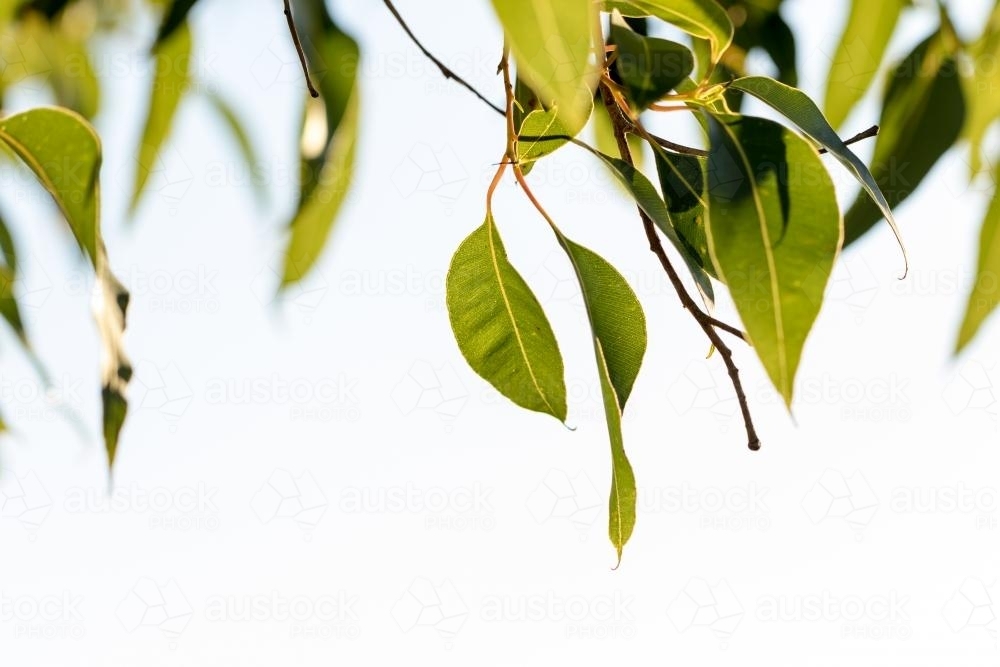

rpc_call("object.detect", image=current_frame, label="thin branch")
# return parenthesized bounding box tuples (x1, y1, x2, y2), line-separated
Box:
(599, 82, 761, 452)
(818, 125, 879, 153)
(283, 0, 319, 98)
(382, 0, 505, 116)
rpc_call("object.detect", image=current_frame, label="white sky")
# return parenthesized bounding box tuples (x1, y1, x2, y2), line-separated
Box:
(0, 0, 997, 664)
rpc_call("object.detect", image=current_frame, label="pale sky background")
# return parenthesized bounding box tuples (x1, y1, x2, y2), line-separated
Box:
(0, 0, 997, 664)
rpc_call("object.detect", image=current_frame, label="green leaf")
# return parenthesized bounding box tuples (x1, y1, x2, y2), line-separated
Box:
(153, 0, 199, 50)
(0, 106, 131, 470)
(446, 215, 567, 420)
(654, 148, 717, 281)
(204, 90, 267, 206)
(491, 0, 599, 127)
(705, 114, 841, 405)
(956, 164, 1000, 352)
(605, 0, 733, 74)
(963, 5, 1000, 175)
(516, 97, 593, 170)
(842, 31, 965, 247)
(557, 238, 643, 564)
(595, 338, 635, 567)
(823, 0, 905, 129)
(610, 20, 693, 109)
(281, 90, 359, 286)
(130, 21, 192, 215)
(729, 75, 908, 272)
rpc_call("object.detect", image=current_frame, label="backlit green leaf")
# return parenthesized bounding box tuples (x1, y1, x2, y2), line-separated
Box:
(956, 163, 1000, 352)
(491, 0, 599, 128)
(595, 337, 635, 567)
(962, 4, 1000, 175)
(705, 114, 841, 405)
(130, 21, 192, 215)
(824, 0, 905, 130)
(610, 20, 693, 109)
(153, 0, 199, 50)
(447, 215, 567, 420)
(842, 31, 965, 247)
(516, 97, 593, 170)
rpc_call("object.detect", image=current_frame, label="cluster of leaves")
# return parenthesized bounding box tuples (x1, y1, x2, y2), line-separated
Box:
(0, 0, 996, 563)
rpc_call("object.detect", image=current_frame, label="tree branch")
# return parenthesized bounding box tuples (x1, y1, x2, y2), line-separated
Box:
(382, 0, 505, 116)
(598, 82, 761, 451)
(283, 0, 319, 98)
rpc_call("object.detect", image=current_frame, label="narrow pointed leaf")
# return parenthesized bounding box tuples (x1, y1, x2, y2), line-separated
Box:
(705, 114, 841, 405)
(491, 0, 599, 127)
(153, 0, 199, 49)
(841, 31, 964, 247)
(130, 21, 192, 215)
(610, 20, 693, 109)
(0, 107, 131, 469)
(447, 215, 567, 420)
(729, 75, 908, 272)
(956, 166, 1000, 351)
(962, 5, 1000, 175)
(595, 338, 635, 567)
(204, 90, 267, 206)
(823, 0, 905, 129)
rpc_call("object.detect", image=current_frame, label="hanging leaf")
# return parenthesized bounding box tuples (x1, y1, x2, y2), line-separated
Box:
(956, 164, 1000, 352)
(153, 0, 199, 50)
(558, 237, 644, 564)
(605, 0, 733, 75)
(491, 0, 599, 127)
(729, 75, 907, 272)
(962, 4, 1000, 175)
(203, 90, 267, 206)
(130, 21, 192, 215)
(841, 30, 965, 247)
(447, 214, 567, 420)
(704, 114, 840, 405)
(823, 0, 906, 130)
(610, 19, 694, 109)
(0, 107, 131, 470)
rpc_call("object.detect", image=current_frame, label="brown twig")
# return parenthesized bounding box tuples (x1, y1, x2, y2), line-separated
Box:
(599, 82, 761, 451)
(283, 0, 319, 98)
(818, 125, 879, 153)
(382, 0, 505, 116)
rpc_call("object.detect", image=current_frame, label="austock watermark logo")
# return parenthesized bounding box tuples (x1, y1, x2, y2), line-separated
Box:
(117, 145, 194, 216)
(642, 483, 770, 532)
(666, 578, 744, 649)
(64, 482, 221, 532)
(117, 265, 221, 315)
(116, 578, 192, 648)
(890, 483, 998, 530)
(0, 470, 51, 537)
(756, 591, 912, 641)
(251, 470, 328, 538)
(943, 578, 997, 644)
(392, 361, 468, 430)
(335, 265, 445, 314)
(526, 469, 602, 538)
(0, 373, 83, 424)
(1, 590, 85, 640)
(250, 261, 328, 325)
(205, 373, 361, 423)
(391, 143, 468, 213)
(339, 483, 495, 532)
(131, 360, 194, 429)
(756, 372, 912, 424)
(480, 591, 636, 639)
(667, 360, 740, 432)
(391, 578, 468, 643)
(942, 359, 998, 430)
(204, 591, 360, 640)
(802, 469, 879, 540)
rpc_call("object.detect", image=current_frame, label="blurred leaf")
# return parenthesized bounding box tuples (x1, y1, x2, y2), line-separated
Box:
(842, 30, 965, 247)
(153, 0, 198, 50)
(956, 163, 1000, 351)
(33, 19, 101, 119)
(705, 114, 840, 406)
(281, 90, 358, 286)
(130, 21, 191, 215)
(610, 19, 693, 109)
(204, 90, 266, 206)
(15, 0, 72, 19)
(730, 76, 907, 270)
(0, 106, 131, 470)
(963, 4, 1000, 175)
(606, 0, 733, 75)
(824, 0, 905, 130)
(559, 238, 643, 564)
(491, 0, 599, 127)
(446, 214, 567, 421)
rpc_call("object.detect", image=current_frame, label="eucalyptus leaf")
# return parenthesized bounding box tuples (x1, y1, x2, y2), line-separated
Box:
(595, 337, 635, 567)
(517, 97, 593, 170)
(153, 0, 199, 50)
(610, 20, 693, 109)
(824, 0, 906, 129)
(962, 4, 1000, 175)
(204, 90, 267, 206)
(491, 0, 599, 127)
(705, 114, 840, 406)
(447, 215, 567, 421)
(956, 164, 1000, 352)
(130, 21, 192, 215)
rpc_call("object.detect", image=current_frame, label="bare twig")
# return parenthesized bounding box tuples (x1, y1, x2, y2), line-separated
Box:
(818, 125, 879, 153)
(599, 82, 761, 451)
(283, 0, 320, 98)
(382, 0, 505, 116)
